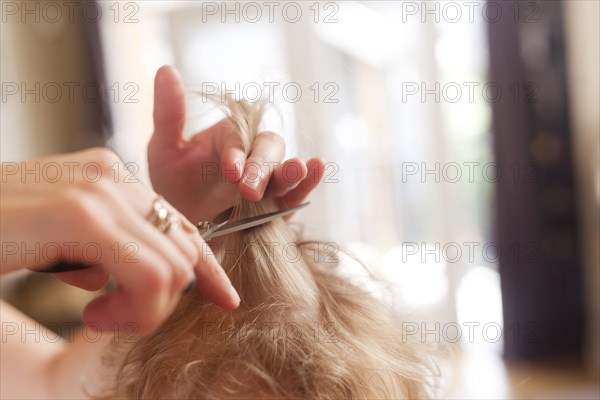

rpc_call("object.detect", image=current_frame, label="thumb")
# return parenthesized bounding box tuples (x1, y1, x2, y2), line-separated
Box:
(152, 65, 186, 148)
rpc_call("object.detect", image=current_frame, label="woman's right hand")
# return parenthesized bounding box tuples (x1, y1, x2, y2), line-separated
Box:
(0, 148, 239, 335)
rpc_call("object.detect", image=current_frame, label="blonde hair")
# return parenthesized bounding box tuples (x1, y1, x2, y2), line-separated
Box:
(98, 98, 440, 399)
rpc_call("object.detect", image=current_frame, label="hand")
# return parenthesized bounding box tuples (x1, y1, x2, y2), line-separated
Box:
(148, 66, 326, 223)
(0, 148, 239, 335)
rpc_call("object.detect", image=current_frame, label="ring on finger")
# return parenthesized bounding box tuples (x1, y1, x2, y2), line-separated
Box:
(147, 196, 179, 234)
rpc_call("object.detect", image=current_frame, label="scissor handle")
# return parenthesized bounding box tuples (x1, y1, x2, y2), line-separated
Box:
(35, 261, 92, 273)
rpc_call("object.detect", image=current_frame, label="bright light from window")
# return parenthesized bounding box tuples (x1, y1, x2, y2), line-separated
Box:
(380, 245, 449, 309)
(334, 113, 369, 152)
(456, 266, 504, 351)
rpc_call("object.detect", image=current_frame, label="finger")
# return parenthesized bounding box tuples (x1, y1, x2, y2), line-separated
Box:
(218, 122, 246, 184)
(151, 65, 186, 149)
(82, 234, 176, 335)
(143, 194, 199, 272)
(187, 119, 245, 183)
(113, 179, 238, 310)
(240, 131, 286, 201)
(118, 200, 195, 296)
(81, 204, 237, 335)
(97, 173, 195, 295)
(53, 268, 110, 291)
(161, 213, 203, 291)
(193, 240, 240, 310)
(268, 158, 308, 197)
(276, 157, 326, 211)
(169, 217, 202, 267)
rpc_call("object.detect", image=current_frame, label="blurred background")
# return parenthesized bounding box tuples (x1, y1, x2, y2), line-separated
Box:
(1, 1, 598, 398)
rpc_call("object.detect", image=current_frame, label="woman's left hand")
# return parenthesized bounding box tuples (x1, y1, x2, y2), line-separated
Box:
(148, 66, 325, 223)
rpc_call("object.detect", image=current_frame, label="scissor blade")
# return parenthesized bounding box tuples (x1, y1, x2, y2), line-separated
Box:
(206, 202, 309, 239)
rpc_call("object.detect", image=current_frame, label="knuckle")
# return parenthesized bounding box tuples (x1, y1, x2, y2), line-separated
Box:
(71, 170, 118, 208)
(144, 262, 173, 293)
(55, 189, 115, 234)
(86, 147, 121, 170)
(62, 190, 97, 222)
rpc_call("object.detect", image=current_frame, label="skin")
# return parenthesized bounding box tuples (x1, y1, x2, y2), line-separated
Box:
(148, 66, 326, 223)
(0, 65, 325, 398)
(0, 148, 239, 335)
(0, 301, 114, 399)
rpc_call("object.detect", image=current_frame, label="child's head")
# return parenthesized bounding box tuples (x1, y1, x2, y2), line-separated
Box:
(99, 98, 439, 399)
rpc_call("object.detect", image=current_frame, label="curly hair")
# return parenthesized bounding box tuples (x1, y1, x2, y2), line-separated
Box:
(96, 98, 441, 399)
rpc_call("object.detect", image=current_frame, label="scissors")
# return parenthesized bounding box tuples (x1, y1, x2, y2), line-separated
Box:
(197, 202, 309, 240)
(36, 202, 309, 273)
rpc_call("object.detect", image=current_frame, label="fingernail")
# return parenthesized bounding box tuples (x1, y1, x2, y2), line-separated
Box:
(243, 175, 261, 191)
(235, 161, 244, 181)
(229, 284, 241, 307)
(183, 274, 197, 294)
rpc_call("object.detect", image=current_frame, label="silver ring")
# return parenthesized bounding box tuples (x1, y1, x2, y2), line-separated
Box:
(147, 196, 179, 234)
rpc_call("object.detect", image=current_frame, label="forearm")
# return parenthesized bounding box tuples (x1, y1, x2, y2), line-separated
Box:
(50, 330, 118, 399)
(0, 300, 116, 399)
